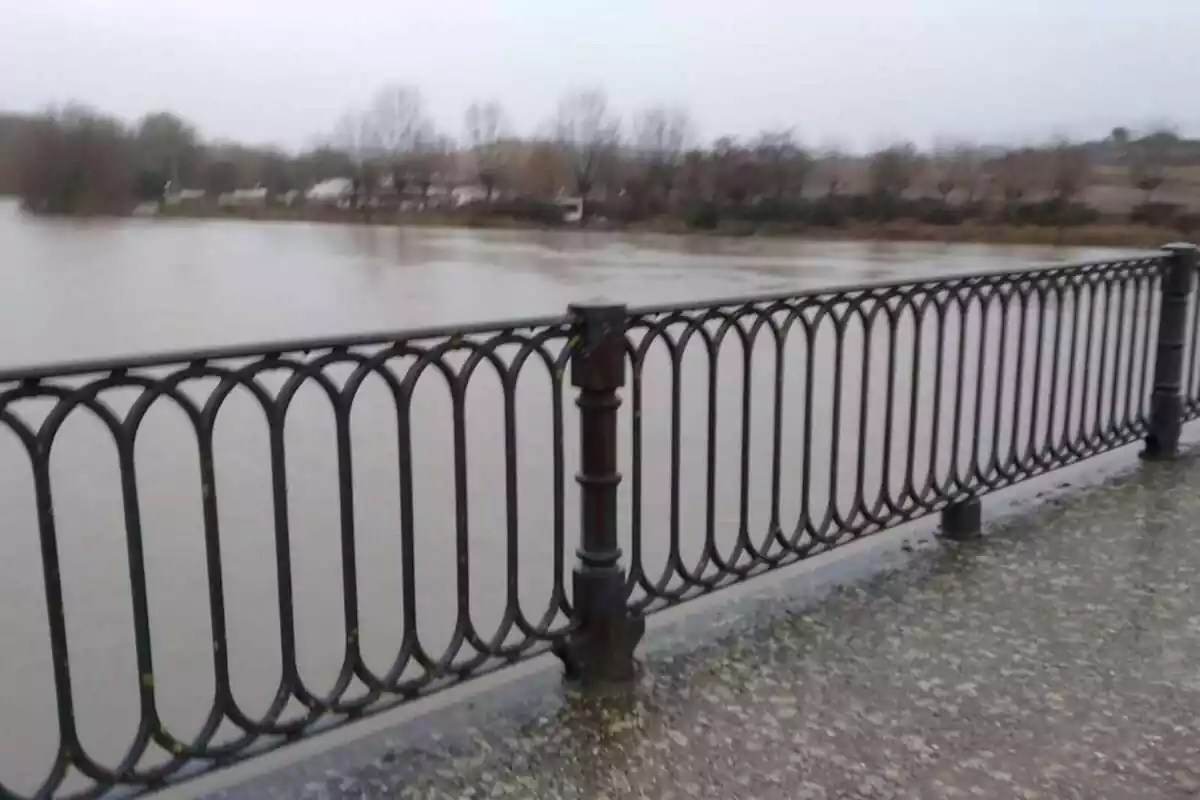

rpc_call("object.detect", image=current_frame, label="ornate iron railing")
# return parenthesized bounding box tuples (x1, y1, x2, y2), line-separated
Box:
(0, 246, 1196, 798)
(621, 254, 1173, 610)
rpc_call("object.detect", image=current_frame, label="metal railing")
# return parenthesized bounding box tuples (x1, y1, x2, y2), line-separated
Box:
(0, 244, 1196, 798)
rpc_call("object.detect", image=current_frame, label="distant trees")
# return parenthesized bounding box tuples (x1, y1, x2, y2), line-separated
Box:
(9, 95, 451, 214)
(10, 83, 1200, 237)
(16, 106, 136, 214)
(0, 113, 33, 194)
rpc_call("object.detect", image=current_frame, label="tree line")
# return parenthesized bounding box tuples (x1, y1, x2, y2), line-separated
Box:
(2, 86, 1197, 231)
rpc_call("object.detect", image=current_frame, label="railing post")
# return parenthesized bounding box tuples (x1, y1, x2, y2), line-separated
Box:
(1144, 243, 1197, 460)
(553, 303, 644, 683)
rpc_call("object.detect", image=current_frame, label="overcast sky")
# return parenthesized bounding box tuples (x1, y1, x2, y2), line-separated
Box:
(3, 0, 1199, 152)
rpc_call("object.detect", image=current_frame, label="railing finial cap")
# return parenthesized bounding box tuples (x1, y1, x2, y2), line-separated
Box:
(1162, 242, 1198, 253)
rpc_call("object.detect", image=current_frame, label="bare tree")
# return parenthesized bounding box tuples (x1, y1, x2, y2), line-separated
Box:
(752, 129, 811, 200)
(814, 145, 850, 198)
(519, 140, 569, 198)
(331, 109, 379, 208)
(293, 146, 355, 187)
(135, 111, 200, 188)
(552, 88, 620, 213)
(407, 129, 454, 208)
(711, 137, 757, 208)
(930, 141, 985, 205)
(364, 85, 425, 159)
(1050, 141, 1090, 206)
(632, 105, 691, 209)
(868, 143, 920, 200)
(332, 110, 373, 163)
(354, 161, 381, 211)
(1127, 127, 1177, 203)
(332, 85, 429, 205)
(986, 148, 1040, 207)
(465, 100, 509, 201)
(257, 151, 295, 195)
(678, 149, 712, 205)
(952, 145, 988, 205)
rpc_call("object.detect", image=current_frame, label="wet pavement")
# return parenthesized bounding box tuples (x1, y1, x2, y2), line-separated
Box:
(204, 447, 1200, 800)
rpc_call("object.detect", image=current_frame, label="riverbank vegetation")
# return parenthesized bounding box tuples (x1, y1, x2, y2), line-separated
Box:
(3, 87, 1199, 247)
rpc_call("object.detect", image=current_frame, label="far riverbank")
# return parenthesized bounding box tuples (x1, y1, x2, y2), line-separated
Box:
(145, 204, 1193, 249)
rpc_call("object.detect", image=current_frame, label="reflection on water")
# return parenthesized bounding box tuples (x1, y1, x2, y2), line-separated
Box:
(0, 198, 1148, 795)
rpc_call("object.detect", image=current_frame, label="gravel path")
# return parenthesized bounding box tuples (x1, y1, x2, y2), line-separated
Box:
(206, 449, 1200, 799)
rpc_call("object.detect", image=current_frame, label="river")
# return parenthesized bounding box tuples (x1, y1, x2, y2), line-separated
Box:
(0, 199, 1151, 796)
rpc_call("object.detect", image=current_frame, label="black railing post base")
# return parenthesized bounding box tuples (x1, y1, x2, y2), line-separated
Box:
(941, 498, 982, 540)
(554, 569, 645, 684)
(1143, 243, 1198, 460)
(1141, 392, 1184, 461)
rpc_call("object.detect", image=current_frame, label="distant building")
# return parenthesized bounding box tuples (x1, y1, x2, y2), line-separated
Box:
(557, 195, 583, 223)
(163, 186, 206, 207)
(218, 187, 268, 207)
(306, 178, 354, 206)
(451, 185, 490, 207)
(423, 184, 453, 209)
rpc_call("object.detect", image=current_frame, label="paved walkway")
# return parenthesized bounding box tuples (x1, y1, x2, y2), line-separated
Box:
(208, 448, 1200, 800)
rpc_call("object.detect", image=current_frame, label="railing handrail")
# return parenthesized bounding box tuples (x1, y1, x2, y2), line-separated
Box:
(0, 252, 1163, 386)
(626, 252, 1164, 316)
(0, 311, 572, 384)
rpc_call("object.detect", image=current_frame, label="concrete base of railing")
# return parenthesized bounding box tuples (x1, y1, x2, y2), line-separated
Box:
(941, 498, 982, 540)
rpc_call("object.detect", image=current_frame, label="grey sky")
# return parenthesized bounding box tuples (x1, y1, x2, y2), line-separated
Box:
(3, 0, 1199, 152)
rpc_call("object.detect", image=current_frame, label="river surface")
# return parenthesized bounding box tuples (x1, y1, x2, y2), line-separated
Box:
(0, 199, 1151, 796)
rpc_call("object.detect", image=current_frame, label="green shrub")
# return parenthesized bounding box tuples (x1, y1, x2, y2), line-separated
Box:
(1130, 202, 1181, 227)
(810, 198, 847, 227)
